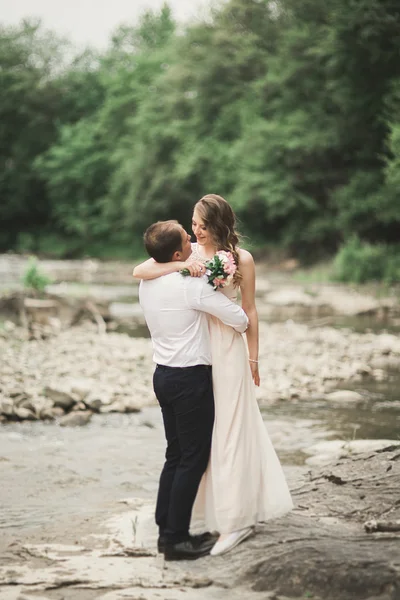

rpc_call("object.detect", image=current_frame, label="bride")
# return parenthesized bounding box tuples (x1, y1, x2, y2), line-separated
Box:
(133, 194, 293, 555)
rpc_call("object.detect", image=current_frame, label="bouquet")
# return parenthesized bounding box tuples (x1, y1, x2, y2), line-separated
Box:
(181, 250, 237, 290)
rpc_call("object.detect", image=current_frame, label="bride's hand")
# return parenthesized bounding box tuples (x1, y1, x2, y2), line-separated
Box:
(181, 260, 206, 277)
(250, 361, 260, 386)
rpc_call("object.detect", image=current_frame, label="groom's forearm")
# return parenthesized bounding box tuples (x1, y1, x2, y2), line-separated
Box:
(196, 288, 249, 333)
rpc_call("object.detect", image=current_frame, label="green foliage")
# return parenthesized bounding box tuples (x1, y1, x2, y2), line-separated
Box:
(16, 233, 37, 254)
(293, 263, 334, 284)
(22, 257, 52, 292)
(35, 117, 111, 241)
(0, 20, 74, 244)
(334, 237, 400, 284)
(1, 0, 400, 281)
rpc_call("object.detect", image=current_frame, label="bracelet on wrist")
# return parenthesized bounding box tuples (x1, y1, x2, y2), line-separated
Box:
(248, 359, 258, 363)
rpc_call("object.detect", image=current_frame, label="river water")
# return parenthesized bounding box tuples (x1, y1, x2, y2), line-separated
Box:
(1, 372, 399, 536)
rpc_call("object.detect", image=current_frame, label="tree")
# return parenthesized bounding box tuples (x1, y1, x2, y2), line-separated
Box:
(0, 20, 68, 247)
(36, 5, 177, 247)
(2, 0, 400, 272)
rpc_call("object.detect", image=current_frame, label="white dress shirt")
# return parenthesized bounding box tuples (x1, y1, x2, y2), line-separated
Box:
(139, 272, 248, 367)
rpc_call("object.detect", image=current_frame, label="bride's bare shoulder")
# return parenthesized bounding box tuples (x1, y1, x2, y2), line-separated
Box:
(238, 248, 255, 267)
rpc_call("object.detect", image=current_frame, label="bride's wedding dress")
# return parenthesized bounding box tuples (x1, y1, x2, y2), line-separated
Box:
(192, 244, 293, 533)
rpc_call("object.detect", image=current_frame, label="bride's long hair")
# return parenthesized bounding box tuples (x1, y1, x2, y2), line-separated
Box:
(194, 194, 242, 286)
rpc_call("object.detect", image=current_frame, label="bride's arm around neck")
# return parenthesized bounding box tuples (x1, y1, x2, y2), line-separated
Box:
(132, 258, 184, 280)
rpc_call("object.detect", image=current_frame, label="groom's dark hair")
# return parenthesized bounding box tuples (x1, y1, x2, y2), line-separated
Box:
(144, 220, 183, 263)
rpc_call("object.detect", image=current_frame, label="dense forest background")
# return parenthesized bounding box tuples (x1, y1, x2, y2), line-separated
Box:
(1, 0, 400, 281)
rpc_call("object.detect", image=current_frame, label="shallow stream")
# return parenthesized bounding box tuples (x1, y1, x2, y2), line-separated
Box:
(1, 370, 399, 535)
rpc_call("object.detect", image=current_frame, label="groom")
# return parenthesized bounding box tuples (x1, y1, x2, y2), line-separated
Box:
(139, 220, 248, 560)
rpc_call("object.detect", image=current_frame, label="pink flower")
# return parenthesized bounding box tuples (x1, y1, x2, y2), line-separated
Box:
(216, 251, 237, 276)
(213, 277, 224, 288)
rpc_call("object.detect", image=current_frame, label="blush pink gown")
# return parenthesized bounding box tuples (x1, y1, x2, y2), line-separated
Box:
(191, 244, 293, 533)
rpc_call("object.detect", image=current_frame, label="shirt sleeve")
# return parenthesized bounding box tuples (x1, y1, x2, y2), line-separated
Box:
(186, 278, 249, 333)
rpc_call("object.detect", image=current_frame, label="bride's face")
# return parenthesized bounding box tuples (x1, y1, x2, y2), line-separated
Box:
(192, 209, 212, 247)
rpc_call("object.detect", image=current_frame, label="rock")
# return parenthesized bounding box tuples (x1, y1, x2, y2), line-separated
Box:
(59, 411, 92, 427)
(98, 394, 143, 413)
(319, 287, 381, 316)
(8, 388, 24, 398)
(12, 393, 32, 407)
(39, 407, 57, 420)
(4, 320, 16, 332)
(265, 288, 316, 307)
(0, 398, 14, 417)
(84, 397, 104, 412)
(370, 356, 400, 370)
(353, 362, 372, 376)
(71, 401, 87, 411)
(84, 392, 113, 412)
(255, 278, 271, 294)
(100, 400, 125, 413)
(109, 301, 143, 319)
(43, 386, 77, 410)
(376, 333, 400, 355)
(0, 289, 113, 331)
(261, 284, 397, 321)
(16, 399, 37, 414)
(14, 407, 38, 421)
(372, 368, 386, 381)
(324, 390, 364, 403)
(39, 405, 65, 420)
(174, 447, 400, 600)
(24, 298, 59, 326)
(304, 439, 397, 466)
(51, 406, 66, 417)
(70, 378, 93, 401)
(117, 396, 141, 414)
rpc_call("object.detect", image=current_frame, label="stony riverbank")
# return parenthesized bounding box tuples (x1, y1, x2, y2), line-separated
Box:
(1, 276, 400, 600)
(1, 444, 399, 600)
(0, 322, 154, 424)
(1, 318, 400, 423)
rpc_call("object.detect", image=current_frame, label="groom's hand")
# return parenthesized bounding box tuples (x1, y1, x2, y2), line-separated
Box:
(182, 260, 206, 277)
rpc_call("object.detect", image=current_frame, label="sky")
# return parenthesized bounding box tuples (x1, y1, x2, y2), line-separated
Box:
(0, 0, 212, 49)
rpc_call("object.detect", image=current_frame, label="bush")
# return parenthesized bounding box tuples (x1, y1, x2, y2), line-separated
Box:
(16, 232, 36, 253)
(333, 237, 400, 284)
(22, 257, 52, 293)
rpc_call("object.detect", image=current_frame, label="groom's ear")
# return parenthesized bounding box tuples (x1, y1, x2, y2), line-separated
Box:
(171, 250, 183, 262)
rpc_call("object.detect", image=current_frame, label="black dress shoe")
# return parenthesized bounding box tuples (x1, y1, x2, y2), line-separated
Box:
(164, 537, 213, 561)
(158, 531, 218, 553)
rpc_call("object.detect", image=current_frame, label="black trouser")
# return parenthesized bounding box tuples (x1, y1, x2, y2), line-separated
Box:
(153, 364, 214, 544)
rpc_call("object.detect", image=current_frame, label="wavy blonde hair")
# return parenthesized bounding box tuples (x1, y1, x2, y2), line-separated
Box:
(194, 194, 242, 286)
